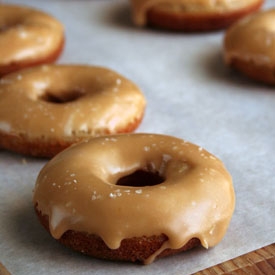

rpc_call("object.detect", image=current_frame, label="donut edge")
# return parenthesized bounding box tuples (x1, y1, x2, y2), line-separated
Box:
(0, 37, 65, 77)
(0, 113, 144, 158)
(225, 57, 275, 85)
(34, 206, 201, 264)
(146, 0, 264, 31)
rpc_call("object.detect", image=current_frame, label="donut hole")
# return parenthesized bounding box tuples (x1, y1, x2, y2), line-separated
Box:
(116, 170, 165, 187)
(40, 89, 85, 104)
(0, 19, 23, 32)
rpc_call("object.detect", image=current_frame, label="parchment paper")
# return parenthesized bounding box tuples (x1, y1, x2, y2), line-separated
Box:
(1, 1, 275, 274)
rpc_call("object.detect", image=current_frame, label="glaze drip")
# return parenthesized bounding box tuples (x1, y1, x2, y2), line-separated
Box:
(33, 134, 235, 264)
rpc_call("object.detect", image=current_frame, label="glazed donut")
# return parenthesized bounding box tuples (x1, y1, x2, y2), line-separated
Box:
(0, 65, 146, 157)
(130, 0, 264, 31)
(0, 4, 64, 76)
(33, 134, 235, 264)
(223, 9, 275, 85)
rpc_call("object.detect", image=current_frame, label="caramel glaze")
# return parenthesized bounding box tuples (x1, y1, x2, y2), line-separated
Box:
(33, 134, 235, 264)
(224, 9, 275, 67)
(0, 65, 146, 156)
(0, 4, 64, 73)
(131, 0, 262, 27)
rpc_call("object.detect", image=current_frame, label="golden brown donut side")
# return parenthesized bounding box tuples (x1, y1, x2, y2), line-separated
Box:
(0, 131, 71, 158)
(226, 58, 275, 85)
(147, 0, 264, 31)
(131, 0, 264, 31)
(35, 207, 201, 264)
(0, 115, 143, 158)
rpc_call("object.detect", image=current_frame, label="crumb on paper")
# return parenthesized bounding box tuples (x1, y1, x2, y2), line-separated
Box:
(21, 158, 27, 165)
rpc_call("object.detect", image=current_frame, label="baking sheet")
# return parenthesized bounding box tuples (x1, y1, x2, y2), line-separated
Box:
(1, 0, 275, 274)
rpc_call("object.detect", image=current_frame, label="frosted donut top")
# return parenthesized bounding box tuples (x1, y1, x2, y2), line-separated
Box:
(0, 4, 64, 65)
(33, 134, 235, 264)
(0, 65, 146, 141)
(224, 9, 275, 67)
(130, 0, 261, 26)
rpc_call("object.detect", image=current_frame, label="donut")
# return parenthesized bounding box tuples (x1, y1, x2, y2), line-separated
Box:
(0, 4, 64, 76)
(223, 9, 275, 85)
(0, 65, 146, 157)
(33, 134, 235, 264)
(130, 0, 264, 32)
